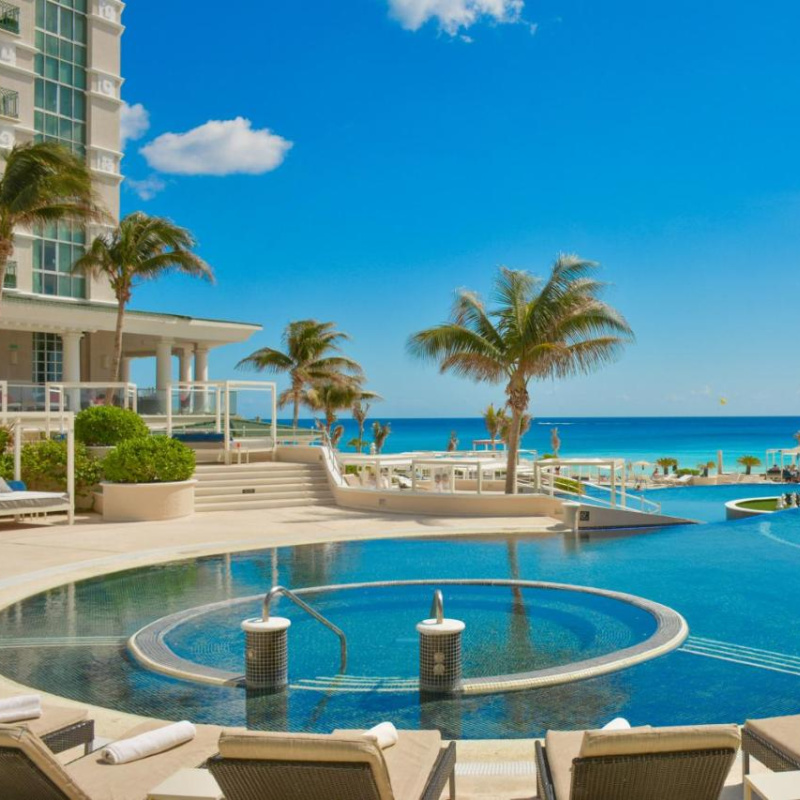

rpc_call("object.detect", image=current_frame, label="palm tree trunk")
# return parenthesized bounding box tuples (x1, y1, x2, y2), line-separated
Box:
(107, 300, 126, 405)
(292, 393, 300, 428)
(505, 408, 522, 494)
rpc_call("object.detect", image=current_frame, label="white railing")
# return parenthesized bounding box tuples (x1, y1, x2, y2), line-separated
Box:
(47, 382, 138, 414)
(3, 412, 75, 525)
(536, 473, 662, 515)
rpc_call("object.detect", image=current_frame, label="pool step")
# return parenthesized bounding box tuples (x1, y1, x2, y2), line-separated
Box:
(680, 636, 800, 677)
(194, 462, 334, 512)
(292, 675, 419, 693)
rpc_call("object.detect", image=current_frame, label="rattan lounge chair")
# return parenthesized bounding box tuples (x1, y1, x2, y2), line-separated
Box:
(743, 714, 800, 774)
(208, 728, 457, 800)
(19, 702, 95, 755)
(535, 723, 740, 800)
(0, 719, 225, 800)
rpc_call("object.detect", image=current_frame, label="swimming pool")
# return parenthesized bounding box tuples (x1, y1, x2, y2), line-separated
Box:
(1, 502, 799, 738)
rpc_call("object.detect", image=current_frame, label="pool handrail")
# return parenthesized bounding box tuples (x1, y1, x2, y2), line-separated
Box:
(262, 585, 347, 673)
(430, 589, 444, 624)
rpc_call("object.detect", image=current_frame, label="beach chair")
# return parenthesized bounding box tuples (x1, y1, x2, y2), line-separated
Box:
(0, 720, 224, 800)
(535, 723, 740, 800)
(743, 714, 800, 774)
(208, 729, 457, 800)
(11, 702, 95, 755)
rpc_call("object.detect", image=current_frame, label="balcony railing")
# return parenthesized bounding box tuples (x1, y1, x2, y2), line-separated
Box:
(0, 3, 19, 35)
(0, 87, 18, 119)
(3, 260, 16, 289)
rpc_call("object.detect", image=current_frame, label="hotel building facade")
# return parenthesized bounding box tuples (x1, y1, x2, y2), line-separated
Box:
(0, 0, 259, 410)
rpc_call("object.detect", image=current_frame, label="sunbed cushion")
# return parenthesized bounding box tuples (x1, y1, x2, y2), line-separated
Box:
(579, 723, 740, 759)
(334, 729, 442, 800)
(545, 730, 584, 800)
(218, 730, 394, 800)
(745, 714, 800, 763)
(67, 721, 223, 800)
(26, 704, 87, 739)
(0, 723, 91, 800)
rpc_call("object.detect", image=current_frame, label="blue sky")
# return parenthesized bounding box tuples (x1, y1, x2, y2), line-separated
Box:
(121, 0, 800, 417)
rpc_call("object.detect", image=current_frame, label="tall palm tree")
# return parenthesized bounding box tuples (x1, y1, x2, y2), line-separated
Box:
(351, 400, 371, 452)
(409, 257, 633, 493)
(0, 141, 104, 310)
(73, 212, 213, 386)
(737, 455, 761, 475)
(237, 320, 362, 428)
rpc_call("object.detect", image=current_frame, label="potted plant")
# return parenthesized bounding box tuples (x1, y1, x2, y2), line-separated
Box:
(100, 436, 197, 521)
(75, 406, 149, 458)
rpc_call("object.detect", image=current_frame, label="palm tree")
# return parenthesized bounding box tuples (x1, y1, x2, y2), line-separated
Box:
(0, 141, 104, 311)
(483, 403, 503, 449)
(550, 426, 561, 458)
(73, 212, 213, 387)
(372, 421, 391, 454)
(307, 380, 379, 435)
(446, 431, 459, 452)
(737, 455, 761, 475)
(409, 258, 633, 493)
(656, 457, 676, 476)
(351, 400, 371, 453)
(237, 320, 362, 428)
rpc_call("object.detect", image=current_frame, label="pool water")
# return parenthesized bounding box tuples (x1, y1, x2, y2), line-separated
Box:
(2, 499, 800, 738)
(164, 584, 657, 681)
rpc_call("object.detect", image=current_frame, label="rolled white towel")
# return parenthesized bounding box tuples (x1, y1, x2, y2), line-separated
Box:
(101, 721, 196, 765)
(0, 694, 42, 723)
(601, 717, 631, 731)
(362, 721, 398, 750)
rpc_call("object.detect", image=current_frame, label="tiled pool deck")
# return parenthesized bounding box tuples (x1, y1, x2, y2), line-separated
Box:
(0, 506, 760, 798)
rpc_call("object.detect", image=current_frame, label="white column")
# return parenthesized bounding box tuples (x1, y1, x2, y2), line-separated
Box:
(179, 347, 193, 384)
(61, 332, 82, 412)
(194, 346, 209, 414)
(155, 340, 173, 414)
(121, 357, 131, 383)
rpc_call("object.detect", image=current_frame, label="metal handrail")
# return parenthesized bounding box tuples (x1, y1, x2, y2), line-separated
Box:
(263, 585, 347, 673)
(429, 589, 444, 623)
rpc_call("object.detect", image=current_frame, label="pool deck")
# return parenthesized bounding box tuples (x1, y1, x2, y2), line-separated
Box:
(0, 505, 759, 798)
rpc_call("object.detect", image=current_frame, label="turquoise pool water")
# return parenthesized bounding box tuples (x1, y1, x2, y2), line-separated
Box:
(1, 500, 799, 738)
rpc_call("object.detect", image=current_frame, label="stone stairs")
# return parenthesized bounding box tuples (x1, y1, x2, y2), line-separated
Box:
(194, 462, 335, 512)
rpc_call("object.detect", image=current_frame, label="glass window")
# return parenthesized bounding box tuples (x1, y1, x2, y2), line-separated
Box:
(58, 61, 72, 85)
(43, 241, 56, 271)
(34, 80, 44, 109)
(59, 7, 73, 39)
(36, 0, 45, 29)
(33, 333, 64, 383)
(45, 34, 58, 56)
(60, 39, 73, 61)
(59, 85, 72, 117)
(44, 80, 57, 111)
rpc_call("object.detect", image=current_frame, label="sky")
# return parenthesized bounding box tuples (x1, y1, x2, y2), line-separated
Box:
(120, 0, 800, 418)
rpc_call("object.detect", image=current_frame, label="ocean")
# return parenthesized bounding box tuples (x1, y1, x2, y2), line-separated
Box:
(292, 416, 800, 472)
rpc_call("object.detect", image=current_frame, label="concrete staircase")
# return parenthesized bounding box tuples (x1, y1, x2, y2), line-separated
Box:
(194, 462, 335, 512)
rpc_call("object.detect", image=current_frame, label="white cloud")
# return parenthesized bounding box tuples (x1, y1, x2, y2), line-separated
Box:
(120, 101, 150, 147)
(126, 175, 166, 201)
(139, 117, 292, 176)
(387, 0, 524, 35)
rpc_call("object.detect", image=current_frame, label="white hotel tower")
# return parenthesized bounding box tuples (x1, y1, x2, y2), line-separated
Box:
(0, 0, 259, 411)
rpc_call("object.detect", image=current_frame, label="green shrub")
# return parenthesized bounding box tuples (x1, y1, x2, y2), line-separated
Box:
(75, 406, 149, 447)
(18, 439, 102, 500)
(103, 437, 195, 484)
(554, 476, 584, 495)
(676, 468, 700, 477)
(0, 425, 12, 454)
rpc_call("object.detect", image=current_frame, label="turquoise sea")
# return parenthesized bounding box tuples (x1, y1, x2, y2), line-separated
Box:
(294, 416, 800, 472)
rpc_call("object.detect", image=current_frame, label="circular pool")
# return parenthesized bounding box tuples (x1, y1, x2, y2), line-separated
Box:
(3, 511, 800, 738)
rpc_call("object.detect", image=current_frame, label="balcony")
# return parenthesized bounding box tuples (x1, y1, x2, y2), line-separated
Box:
(3, 260, 16, 289)
(0, 86, 17, 119)
(0, 3, 19, 35)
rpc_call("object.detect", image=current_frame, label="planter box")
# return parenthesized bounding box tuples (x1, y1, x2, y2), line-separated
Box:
(101, 479, 196, 522)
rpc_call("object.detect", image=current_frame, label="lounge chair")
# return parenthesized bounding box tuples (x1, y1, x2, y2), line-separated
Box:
(0, 720, 224, 800)
(208, 728, 457, 800)
(535, 723, 740, 800)
(20, 703, 94, 755)
(743, 714, 800, 774)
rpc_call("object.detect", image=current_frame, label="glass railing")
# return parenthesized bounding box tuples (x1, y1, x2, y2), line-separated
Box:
(0, 3, 20, 35)
(3, 260, 16, 289)
(0, 87, 19, 119)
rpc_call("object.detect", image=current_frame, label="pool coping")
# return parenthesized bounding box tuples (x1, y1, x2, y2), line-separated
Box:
(128, 578, 688, 695)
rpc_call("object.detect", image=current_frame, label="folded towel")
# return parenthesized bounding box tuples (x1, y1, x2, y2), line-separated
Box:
(0, 694, 42, 723)
(101, 721, 196, 765)
(362, 722, 398, 750)
(601, 717, 631, 731)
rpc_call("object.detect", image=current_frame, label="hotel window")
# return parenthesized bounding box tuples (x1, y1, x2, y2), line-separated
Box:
(32, 220, 86, 298)
(32, 332, 63, 383)
(3, 260, 16, 289)
(32, 0, 88, 299)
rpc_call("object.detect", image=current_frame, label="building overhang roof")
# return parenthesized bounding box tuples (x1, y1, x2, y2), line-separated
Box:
(0, 293, 262, 348)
